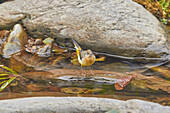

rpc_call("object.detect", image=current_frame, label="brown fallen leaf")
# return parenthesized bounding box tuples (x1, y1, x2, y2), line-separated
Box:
(27, 84, 43, 92)
(48, 86, 61, 92)
(61, 87, 89, 94)
(114, 75, 136, 90)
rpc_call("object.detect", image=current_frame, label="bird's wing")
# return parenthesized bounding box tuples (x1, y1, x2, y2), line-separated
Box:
(72, 39, 82, 51)
(72, 39, 83, 60)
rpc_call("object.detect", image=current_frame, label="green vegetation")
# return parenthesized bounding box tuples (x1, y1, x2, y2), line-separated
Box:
(159, 0, 169, 24)
(0, 65, 19, 92)
(133, 0, 170, 24)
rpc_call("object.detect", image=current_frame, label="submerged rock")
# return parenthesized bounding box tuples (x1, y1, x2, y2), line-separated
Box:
(0, 0, 169, 59)
(36, 44, 52, 57)
(25, 37, 54, 57)
(2, 24, 28, 58)
(36, 37, 54, 57)
(0, 30, 10, 50)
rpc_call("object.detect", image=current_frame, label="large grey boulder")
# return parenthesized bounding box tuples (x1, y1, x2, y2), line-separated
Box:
(0, 0, 169, 58)
(0, 97, 169, 113)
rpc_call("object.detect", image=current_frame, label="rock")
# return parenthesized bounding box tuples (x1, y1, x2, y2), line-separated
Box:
(0, 0, 8, 4)
(0, 30, 10, 50)
(36, 37, 54, 57)
(1, 24, 28, 58)
(115, 99, 170, 113)
(0, 0, 169, 58)
(0, 97, 169, 113)
(25, 37, 54, 57)
(36, 44, 52, 57)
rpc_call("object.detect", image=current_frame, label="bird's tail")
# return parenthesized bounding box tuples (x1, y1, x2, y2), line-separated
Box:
(72, 39, 82, 51)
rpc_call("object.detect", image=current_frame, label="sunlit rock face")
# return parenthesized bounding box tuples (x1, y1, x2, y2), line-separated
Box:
(0, 0, 169, 59)
(2, 24, 28, 58)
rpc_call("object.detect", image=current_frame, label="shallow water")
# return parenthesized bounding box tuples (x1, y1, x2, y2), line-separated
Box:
(0, 51, 169, 106)
(0, 23, 169, 107)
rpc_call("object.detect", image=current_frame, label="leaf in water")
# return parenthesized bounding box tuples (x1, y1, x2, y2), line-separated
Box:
(151, 66, 170, 78)
(26, 84, 43, 92)
(43, 37, 54, 44)
(0, 77, 16, 92)
(114, 75, 136, 90)
(61, 87, 89, 94)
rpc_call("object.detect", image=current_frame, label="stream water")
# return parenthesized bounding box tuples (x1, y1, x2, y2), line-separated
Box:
(0, 52, 169, 106)
(0, 24, 169, 106)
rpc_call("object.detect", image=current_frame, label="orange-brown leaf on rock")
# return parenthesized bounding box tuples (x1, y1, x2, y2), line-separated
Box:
(114, 75, 136, 90)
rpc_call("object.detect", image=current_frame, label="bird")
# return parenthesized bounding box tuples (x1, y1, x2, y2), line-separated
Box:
(72, 39, 96, 75)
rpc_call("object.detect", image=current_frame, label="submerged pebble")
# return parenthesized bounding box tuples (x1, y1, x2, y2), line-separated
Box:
(1, 24, 28, 58)
(25, 37, 54, 57)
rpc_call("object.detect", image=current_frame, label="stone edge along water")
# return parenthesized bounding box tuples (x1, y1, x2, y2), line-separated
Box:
(0, 97, 169, 113)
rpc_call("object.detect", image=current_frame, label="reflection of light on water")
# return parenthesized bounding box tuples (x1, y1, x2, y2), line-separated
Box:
(57, 76, 116, 84)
